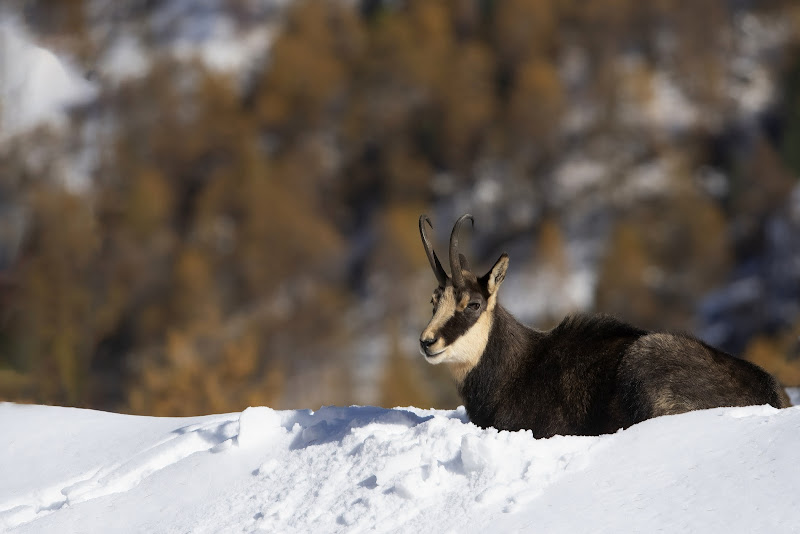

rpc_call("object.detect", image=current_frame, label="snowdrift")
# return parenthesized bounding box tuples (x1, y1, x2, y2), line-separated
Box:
(1, 401, 799, 533)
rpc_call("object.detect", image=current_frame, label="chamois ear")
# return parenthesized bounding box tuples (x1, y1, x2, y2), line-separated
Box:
(481, 253, 509, 296)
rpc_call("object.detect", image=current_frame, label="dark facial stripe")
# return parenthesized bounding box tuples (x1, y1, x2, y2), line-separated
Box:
(439, 310, 480, 345)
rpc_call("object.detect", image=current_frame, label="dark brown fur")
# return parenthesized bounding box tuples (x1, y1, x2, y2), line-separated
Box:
(418, 214, 790, 438)
(459, 308, 789, 438)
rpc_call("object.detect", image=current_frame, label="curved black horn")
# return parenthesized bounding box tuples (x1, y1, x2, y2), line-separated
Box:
(449, 214, 474, 287)
(419, 215, 448, 287)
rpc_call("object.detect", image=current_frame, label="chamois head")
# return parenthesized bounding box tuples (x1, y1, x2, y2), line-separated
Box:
(418, 214, 509, 377)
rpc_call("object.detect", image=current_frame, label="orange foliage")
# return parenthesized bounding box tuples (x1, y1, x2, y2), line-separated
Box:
(2, 0, 799, 414)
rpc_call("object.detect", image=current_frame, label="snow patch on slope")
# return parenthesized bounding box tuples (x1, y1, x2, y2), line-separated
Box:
(0, 20, 95, 140)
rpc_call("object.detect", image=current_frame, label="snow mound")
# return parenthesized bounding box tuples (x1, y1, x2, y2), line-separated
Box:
(1, 402, 799, 533)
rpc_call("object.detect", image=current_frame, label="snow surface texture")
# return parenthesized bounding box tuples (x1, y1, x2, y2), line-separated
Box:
(2, 398, 799, 533)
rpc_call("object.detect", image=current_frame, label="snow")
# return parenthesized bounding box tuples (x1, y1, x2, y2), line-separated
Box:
(2, 399, 799, 533)
(644, 71, 698, 131)
(168, 18, 274, 75)
(0, 20, 95, 140)
(553, 157, 608, 202)
(88, 0, 282, 84)
(728, 13, 789, 118)
(502, 268, 594, 322)
(98, 34, 150, 82)
(0, 2, 281, 141)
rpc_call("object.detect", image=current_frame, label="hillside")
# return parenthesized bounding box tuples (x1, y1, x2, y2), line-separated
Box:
(2, 398, 800, 533)
(2, 1, 800, 416)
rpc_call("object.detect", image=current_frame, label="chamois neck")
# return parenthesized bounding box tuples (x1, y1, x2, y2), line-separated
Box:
(496, 304, 543, 335)
(450, 305, 539, 386)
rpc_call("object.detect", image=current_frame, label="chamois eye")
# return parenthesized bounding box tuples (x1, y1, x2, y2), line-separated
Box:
(468, 301, 481, 311)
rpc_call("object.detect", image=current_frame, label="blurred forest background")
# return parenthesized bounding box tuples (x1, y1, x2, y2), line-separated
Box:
(2, 0, 800, 416)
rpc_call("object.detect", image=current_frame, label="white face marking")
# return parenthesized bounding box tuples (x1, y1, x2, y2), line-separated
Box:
(421, 286, 457, 352)
(420, 286, 499, 384)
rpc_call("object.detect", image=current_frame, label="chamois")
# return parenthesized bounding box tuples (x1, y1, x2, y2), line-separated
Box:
(419, 214, 790, 438)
